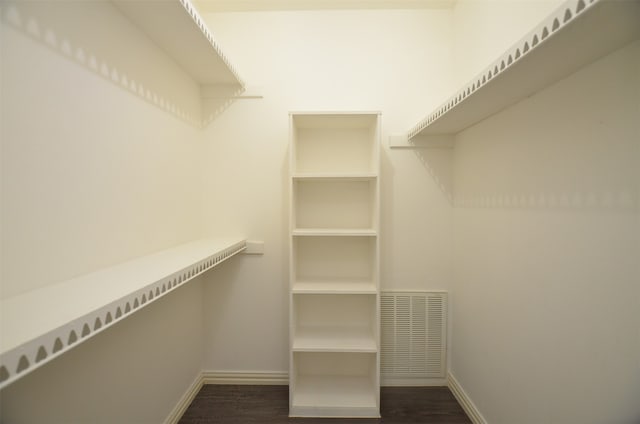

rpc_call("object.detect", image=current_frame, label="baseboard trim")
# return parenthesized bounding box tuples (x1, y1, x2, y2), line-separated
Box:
(164, 373, 205, 424)
(202, 370, 289, 385)
(447, 371, 487, 424)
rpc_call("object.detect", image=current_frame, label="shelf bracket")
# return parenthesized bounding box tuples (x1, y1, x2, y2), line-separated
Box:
(201, 84, 263, 100)
(243, 240, 265, 255)
(201, 84, 263, 126)
(388, 134, 454, 149)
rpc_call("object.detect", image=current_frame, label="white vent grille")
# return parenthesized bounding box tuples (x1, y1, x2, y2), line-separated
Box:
(381, 291, 447, 381)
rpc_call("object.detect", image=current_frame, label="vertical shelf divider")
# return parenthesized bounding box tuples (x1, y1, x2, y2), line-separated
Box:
(289, 112, 381, 418)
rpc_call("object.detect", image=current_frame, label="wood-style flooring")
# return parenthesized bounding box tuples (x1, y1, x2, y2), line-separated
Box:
(178, 385, 472, 424)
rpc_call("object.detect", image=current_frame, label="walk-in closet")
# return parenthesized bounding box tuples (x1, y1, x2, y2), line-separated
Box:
(1, 0, 638, 423)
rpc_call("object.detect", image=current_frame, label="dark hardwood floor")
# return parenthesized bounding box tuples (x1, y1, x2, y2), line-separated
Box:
(178, 385, 471, 424)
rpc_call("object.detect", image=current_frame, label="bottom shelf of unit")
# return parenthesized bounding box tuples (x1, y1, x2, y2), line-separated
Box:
(290, 375, 379, 418)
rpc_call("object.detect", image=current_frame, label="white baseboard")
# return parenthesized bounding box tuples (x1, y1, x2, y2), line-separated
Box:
(164, 373, 205, 424)
(447, 371, 487, 424)
(202, 370, 289, 385)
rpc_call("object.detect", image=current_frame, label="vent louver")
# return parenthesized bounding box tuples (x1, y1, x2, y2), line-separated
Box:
(381, 291, 447, 382)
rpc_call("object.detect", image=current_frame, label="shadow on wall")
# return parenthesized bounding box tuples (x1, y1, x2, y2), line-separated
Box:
(1, 1, 240, 127)
(399, 134, 637, 214)
(412, 134, 638, 214)
(452, 190, 638, 211)
(450, 37, 639, 216)
(201, 84, 246, 127)
(411, 146, 455, 205)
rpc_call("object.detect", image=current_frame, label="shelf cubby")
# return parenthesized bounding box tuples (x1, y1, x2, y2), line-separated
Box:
(291, 113, 379, 174)
(291, 352, 378, 418)
(292, 236, 376, 286)
(292, 294, 377, 352)
(293, 178, 377, 231)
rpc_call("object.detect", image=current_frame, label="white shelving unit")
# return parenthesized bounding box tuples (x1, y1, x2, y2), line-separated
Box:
(0, 238, 246, 390)
(289, 112, 381, 418)
(391, 0, 640, 147)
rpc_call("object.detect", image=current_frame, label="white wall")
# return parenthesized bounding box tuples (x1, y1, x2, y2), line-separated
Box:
(451, 34, 640, 424)
(198, 9, 456, 373)
(452, 0, 563, 85)
(450, 3, 640, 423)
(1, 1, 206, 422)
(1, 0, 203, 298)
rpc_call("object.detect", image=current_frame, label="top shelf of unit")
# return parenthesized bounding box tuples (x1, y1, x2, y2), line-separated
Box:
(291, 112, 380, 129)
(112, 0, 243, 87)
(0, 238, 246, 390)
(407, 0, 640, 139)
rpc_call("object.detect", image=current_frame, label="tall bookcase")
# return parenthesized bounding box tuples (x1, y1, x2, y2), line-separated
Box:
(289, 112, 380, 418)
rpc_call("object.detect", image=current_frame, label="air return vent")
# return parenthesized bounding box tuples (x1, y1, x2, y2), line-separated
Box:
(381, 291, 447, 385)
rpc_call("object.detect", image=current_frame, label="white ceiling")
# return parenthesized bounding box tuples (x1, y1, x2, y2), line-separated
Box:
(194, 0, 455, 13)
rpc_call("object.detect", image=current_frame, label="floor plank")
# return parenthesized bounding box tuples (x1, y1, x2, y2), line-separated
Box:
(178, 385, 471, 424)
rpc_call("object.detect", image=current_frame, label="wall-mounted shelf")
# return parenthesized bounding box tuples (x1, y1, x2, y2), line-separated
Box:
(112, 0, 243, 87)
(0, 238, 246, 390)
(392, 0, 640, 147)
(111, 0, 251, 124)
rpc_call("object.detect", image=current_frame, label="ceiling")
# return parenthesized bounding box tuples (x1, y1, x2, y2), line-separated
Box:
(194, 0, 455, 12)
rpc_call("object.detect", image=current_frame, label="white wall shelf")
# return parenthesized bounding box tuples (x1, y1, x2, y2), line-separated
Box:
(289, 112, 380, 418)
(398, 0, 640, 145)
(111, 0, 249, 125)
(0, 238, 246, 390)
(112, 0, 243, 88)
